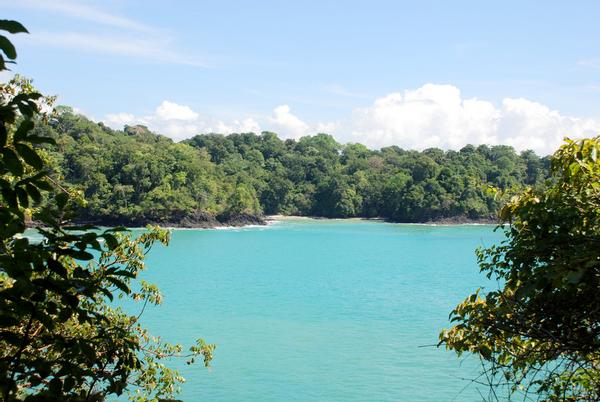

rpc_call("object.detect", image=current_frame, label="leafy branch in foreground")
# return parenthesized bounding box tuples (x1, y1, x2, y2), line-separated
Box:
(0, 19, 214, 401)
(440, 136, 600, 401)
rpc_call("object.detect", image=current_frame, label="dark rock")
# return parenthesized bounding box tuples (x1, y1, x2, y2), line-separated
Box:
(222, 213, 266, 227)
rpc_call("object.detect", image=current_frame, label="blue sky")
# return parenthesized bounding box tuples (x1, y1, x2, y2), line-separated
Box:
(3, 0, 600, 154)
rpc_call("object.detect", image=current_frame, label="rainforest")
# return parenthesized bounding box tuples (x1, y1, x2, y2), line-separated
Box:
(33, 103, 551, 227)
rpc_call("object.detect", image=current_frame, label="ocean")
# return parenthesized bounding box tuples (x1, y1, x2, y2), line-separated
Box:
(130, 219, 504, 401)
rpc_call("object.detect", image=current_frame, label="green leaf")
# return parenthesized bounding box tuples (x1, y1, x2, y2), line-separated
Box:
(26, 135, 56, 145)
(63, 376, 76, 392)
(113, 269, 136, 279)
(15, 143, 43, 169)
(55, 192, 69, 209)
(16, 186, 28, 208)
(48, 377, 63, 395)
(47, 259, 68, 278)
(25, 183, 41, 203)
(34, 178, 53, 191)
(0, 35, 16, 60)
(11, 93, 40, 117)
(0, 20, 29, 34)
(0, 315, 18, 327)
(1, 188, 17, 208)
(62, 249, 94, 261)
(0, 123, 7, 147)
(107, 277, 130, 294)
(102, 233, 119, 250)
(99, 287, 114, 301)
(61, 293, 79, 308)
(14, 119, 34, 142)
(2, 148, 23, 175)
(0, 330, 22, 345)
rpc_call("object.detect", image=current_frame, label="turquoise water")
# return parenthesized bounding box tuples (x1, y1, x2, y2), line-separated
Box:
(132, 219, 504, 401)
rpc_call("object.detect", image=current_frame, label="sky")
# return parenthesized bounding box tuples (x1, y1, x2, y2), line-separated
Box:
(3, 0, 600, 155)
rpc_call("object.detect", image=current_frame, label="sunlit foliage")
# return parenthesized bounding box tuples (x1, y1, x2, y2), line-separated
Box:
(440, 137, 600, 400)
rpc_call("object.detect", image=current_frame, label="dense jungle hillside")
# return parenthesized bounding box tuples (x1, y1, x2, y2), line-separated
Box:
(35, 107, 551, 226)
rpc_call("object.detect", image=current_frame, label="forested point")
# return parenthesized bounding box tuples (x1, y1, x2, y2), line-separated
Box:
(34, 104, 551, 227)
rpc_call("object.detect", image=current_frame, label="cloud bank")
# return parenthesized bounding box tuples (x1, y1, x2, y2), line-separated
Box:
(103, 84, 600, 155)
(349, 84, 600, 154)
(104, 101, 261, 142)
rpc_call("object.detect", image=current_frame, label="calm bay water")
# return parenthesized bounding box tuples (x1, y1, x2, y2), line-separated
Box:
(132, 219, 504, 401)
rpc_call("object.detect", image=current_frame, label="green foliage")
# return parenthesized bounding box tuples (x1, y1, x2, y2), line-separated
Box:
(0, 20, 27, 71)
(439, 137, 600, 400)
(33, 111, 552, 225)
(0, 22, 214, 401)
(222, 183, 261, 219)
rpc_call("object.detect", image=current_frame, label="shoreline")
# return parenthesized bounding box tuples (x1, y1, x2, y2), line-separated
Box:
(266, 215, 498, 226)
(30, 214, 498, 230)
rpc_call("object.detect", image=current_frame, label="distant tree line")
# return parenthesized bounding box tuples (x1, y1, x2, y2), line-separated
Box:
(33, 104, 551, 226)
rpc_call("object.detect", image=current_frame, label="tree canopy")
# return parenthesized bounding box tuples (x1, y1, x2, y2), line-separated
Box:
(440, 136, 600, 400)
(26, 107, 552, 227)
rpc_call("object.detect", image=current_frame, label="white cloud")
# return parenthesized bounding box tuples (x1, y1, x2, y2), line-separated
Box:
(102, 103, 310, 142)
(103, 101, 263, 142)
(349, 84, 600, 155)
(105, 103, 199, 141)
(497, 98, 599, 153)
(267, 105, 310, 139)
(101, 85, 600, 155)
(161, 123, 199, 139)
(105, 112, 142, 127)
(350, 85, 500, 150)
(315, 121, 340, 134)
(214, 118, 261, 134)
(155, 101, 199, 121)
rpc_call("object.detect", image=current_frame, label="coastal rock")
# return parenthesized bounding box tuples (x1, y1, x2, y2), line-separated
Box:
(220, 213, 266, 227)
